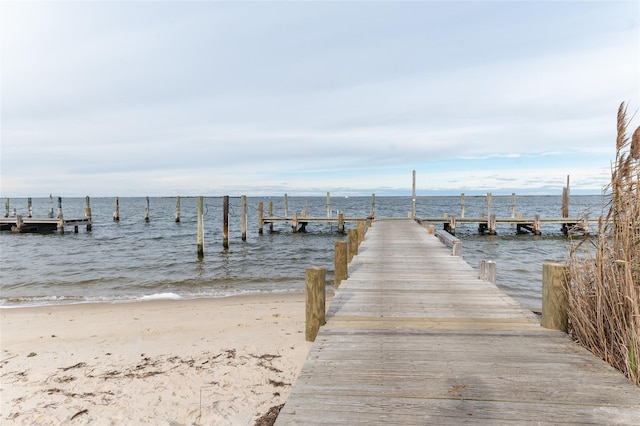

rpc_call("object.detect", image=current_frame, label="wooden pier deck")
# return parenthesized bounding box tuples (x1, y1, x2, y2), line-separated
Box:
(277, 219, 640, 425)
(0, 217, 91, 233)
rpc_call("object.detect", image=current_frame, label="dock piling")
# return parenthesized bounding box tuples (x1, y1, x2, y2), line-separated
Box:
(258, 202, 264, 235)
(542, 262, 568, 332)
(85, 196, 92, 231)
(334, 241, 348, 288)
(241, 195, 247, 241)
(305, 266, 326, 342)
(144, 197, 150, 222)
(348, 228, 358, 262)
(27, 198, 33, 218)
(4, 198, 8, 218)
(175, 196, 181, 223)
(223, 195, 229, 249)
(412, 170, 417, 219)
(197, 196, 204, 259)
(113, 197, 120, 222)
(479, 260, 496, 284)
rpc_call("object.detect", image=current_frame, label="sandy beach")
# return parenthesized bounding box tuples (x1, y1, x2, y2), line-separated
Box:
(1, 292, 324, 425)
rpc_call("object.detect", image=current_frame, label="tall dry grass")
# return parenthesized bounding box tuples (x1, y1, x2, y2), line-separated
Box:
(567, 102, 640, 385)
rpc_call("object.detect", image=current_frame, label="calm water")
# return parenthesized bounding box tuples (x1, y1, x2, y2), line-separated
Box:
(0, 195, 604, 311)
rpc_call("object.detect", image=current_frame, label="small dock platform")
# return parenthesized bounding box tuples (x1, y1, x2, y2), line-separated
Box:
(277, 219, 640, 424)
(0, 217, 92, 233)
(417, 215, 597, 235)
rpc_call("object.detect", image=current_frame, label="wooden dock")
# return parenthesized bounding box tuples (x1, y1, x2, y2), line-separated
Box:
(0, 217, 91, 233)
(416, 215, 597, 236)
(276, 219, 640, 424)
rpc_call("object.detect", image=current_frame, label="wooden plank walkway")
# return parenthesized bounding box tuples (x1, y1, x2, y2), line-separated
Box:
(277, 219, 640, 425)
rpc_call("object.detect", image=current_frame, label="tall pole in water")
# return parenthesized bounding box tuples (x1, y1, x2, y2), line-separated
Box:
(197, 196, 204, 259)
(412, 170, 417, 219)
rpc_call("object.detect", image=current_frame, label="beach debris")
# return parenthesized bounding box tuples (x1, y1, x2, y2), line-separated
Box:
(27, 352, 37, 358)
(254, 403, 284, 426)
(59, 362, 86, 371)
(70, 409, 88, 420)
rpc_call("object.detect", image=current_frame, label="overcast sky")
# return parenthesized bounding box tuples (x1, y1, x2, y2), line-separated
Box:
(1, 1, 638, 197)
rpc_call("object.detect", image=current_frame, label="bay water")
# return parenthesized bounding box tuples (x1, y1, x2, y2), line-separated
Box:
(0, 195, 604, 311)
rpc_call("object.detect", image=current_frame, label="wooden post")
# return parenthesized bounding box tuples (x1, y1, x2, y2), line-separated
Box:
(284, 193, 288, 217)
(85, 196, 92, 231)
(357, 220, 365, 246)
(411, 170, 417, 218)
(57, 197, 63, 219)
(449, 217, 456, 236)
(144, 196, 150, 222)
(113, 197, 120, 221)
(241, 195, 247, 241)
(222, 195, 229, 249)
(292, 212, 298, 233)
(533, 214, 541, 235)
(305, 266, 326, 342)
(338, 212, 345, 233)
(268, 201, 273, 232)
(370, 193, 375, 217)
(3, 198, 8, 218)
(27, 197, 33, 218)
(334, 241, 348, 288)
(258, 202, 264, 235)
(562, 188, 569, 218)
(348, 228, 358, 262)
(14, 215, 23, 233)
(479, 260, 496, 284)
(175, 196, 181, 223)
(197, 196, 204, 259)
(489, 214, 497, 235)
(511, 193, 516, 218)
(486, 192, 492, 222)
(542, 262, 568, 332)
(326, 192, 331, 217)
(460, 193, 465, 218)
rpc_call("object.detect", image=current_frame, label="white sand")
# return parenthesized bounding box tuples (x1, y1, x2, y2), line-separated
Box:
(1, 293, 321, 425)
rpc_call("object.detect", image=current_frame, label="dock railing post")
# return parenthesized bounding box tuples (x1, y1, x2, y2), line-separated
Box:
(27, 197, 33, 218)
(338, 212, 345, 234)
(542, 262, 568, 332)
(461, 193, 465, 218)
(357, 220, 365, 245)
(511, 193, 516, 218)
(268, 201, 274, 232)
(4, 198, 8, 218)
(348, 228, 358, 262)
(334, 241, 348, 288)
(479, 260, 496, 284)
(305, 266, 326, 342)
(197, 196, 204, 259)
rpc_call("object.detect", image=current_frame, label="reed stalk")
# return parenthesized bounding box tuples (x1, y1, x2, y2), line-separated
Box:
(567, 102, 640, 385)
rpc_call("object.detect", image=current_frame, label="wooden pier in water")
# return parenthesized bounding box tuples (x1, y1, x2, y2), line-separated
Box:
(277, 219, 640, 424)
